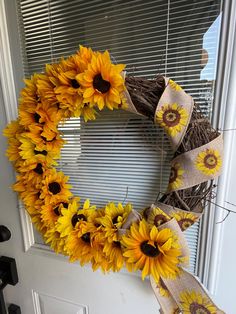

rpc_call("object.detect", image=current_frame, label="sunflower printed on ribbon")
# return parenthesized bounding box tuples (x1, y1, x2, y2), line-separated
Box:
(179, 290, 217, 314)
(195, 148, 222, 176)
(156, 103, 188, 137)
(168, 134, 223, 192)
(170, 211, 199, 231)
(168, 162, 185, 191)
(145, 203, 201, 233)
(146, 206, 170, 227)
(154, 78, 194, 150)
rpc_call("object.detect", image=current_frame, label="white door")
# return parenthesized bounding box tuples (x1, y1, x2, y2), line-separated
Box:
(0, 0, 226, 313)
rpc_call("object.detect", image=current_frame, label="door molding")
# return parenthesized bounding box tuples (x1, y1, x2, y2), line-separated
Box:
(0, 0, 39, 253)
(204, 0, 236, 295)
(0, 0, 18, 122)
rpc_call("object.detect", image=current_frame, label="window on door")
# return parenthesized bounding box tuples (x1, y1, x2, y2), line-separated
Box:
(16, 0, 223, 275)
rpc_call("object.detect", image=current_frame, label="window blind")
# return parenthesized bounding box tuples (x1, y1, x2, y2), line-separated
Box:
(17, 0, 222, 274)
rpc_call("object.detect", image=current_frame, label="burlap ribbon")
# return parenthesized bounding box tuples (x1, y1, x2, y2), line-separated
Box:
(147, 206, 224, 314)
(124, 77, 224, 313)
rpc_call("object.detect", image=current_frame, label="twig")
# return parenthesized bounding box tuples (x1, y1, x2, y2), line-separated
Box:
(216, 211, 230, 224)
(207, 199, 236, 224)
(225, 200, 236, 207)
(174, 191, 191, 211)
(122, 186, 129, 205)
(207, 199, 236, 213)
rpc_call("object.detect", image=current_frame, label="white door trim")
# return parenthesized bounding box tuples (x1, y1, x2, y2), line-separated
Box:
(0, 0, 18, 122)
(205, 0, 236, 296)
(0, 0, 37, 252)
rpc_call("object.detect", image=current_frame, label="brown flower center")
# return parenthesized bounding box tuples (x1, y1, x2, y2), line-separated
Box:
(204, 154, 217, 169)
(169, 167, 178, 183)
(178, 218, 194, 231)
(34, 113, 41, 123)
(33, 163, 43, 175)
(154, 214, 168, 227)
(71, 213, 87, 227)
(140, 241, 159, 257)
(70, 79, 80, 89)
(163, 109, 181, 127)
(53, 206, 60, 216)
(34, 149, 47, 156)
(41, 135, 56, 142)
(53, 202, 69, 216)
(112, 215, 120, 225)
(113, 241, 121, 248)
(189, 302, 211, 314)
(81, 232, 90, 243)
(48, 182, 61, 195)
(93, 74, 111, 93)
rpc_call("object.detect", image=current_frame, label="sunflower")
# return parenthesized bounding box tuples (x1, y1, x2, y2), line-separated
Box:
(77, 50, 125, 110)
(76, 103, 97, 122)
(38, 60, 79, 118)
(17, 155, 51, 188)
(73, 45, 94, 71)
(195, 148, 222, 176)
(169, 79, 182, 92)
(155, 103, 188, 137)
(19, 101, 41, 130)
(91, 249, 111, 273)
(13, 175, 42, 212)
(31, 100, 61, 137)
(156, 278, 170, 298)
(3, 119, 24, 139)
(56, 199, 95, 237)
(18, 75, 43, 130)
(40, 201, 69, 227)
(121, 220, 181, 282)
(103, 239, 125, 272)
(49, 55, 89, 117)
(168, 162, 185, 191)
(26, 127, 64, 156)
(44, 226, 66, 254)
(65, 223, 96, 264)
(179, 290, 217, 314)
(26, 197, 45, 216)
(3, 120, 24, 167)
(31, 213, 47, 234)
(19, 134, 60, 163)
(5, 138, 23, 167)
(37, 64, 61, 107)
(97, 202, 132, 243)
(147, 206, 170, 227)
(40, 169, 72, 204)
(170, 211, 199, 231)
(19, 74, 40, 108)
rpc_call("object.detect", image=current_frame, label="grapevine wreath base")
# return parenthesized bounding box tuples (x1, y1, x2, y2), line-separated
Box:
(4, 46, 224, 313)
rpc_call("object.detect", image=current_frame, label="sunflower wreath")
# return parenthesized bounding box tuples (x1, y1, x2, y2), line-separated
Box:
(4, 46, 224, 314)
